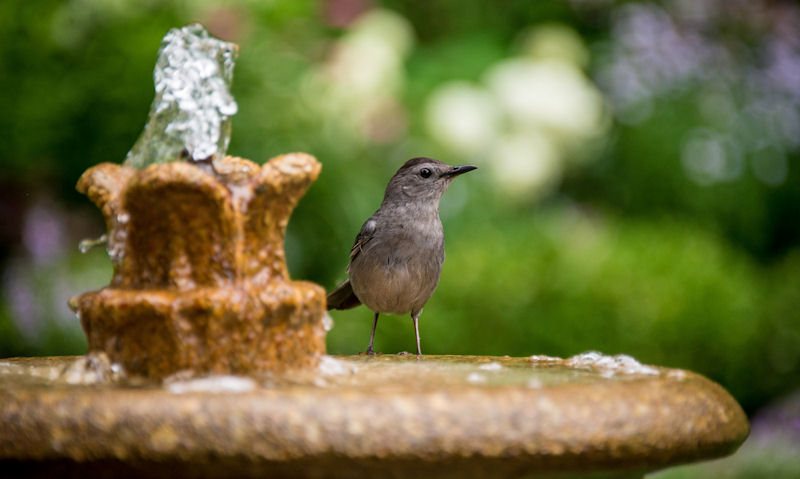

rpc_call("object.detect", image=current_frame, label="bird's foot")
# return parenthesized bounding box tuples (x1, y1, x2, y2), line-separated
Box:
(364, 346, 378, 356)
(397, 351, 410, 356)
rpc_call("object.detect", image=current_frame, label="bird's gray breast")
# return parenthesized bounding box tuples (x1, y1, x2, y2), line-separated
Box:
(349, 206, 444, 315)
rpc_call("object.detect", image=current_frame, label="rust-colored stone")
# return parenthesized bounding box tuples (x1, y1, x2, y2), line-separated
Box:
(0, 355, 749, 478)
(70, 154, 326, 379)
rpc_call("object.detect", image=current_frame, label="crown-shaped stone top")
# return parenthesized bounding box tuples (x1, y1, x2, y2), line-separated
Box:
(77, 153, 320, 291)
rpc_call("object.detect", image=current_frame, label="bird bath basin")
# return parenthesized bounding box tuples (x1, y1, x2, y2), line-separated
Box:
(0, 353, 748, 478)
(0, 24, 748, 478)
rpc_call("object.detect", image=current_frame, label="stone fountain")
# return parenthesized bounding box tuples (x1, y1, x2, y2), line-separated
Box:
(0, 25, 748, 478)
(71, 152, 326, 379)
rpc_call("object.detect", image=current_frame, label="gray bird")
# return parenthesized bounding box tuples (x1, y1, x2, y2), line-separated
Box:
(326, 157, 477, 355)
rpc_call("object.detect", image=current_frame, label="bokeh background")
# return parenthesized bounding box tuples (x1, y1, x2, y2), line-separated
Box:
(1, 0, 799, 476)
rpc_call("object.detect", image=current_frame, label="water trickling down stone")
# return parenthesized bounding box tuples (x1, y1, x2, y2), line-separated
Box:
(78, 234, 107, 253)
(124, 24, 238, 169)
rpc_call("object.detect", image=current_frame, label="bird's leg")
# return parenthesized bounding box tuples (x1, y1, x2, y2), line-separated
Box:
(411, 310, 422, 356)
(365, 312, 379, 355)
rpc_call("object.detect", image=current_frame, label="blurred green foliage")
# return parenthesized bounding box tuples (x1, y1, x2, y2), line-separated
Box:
(569, 99, 800, 260)
(1, 0, 798, 441)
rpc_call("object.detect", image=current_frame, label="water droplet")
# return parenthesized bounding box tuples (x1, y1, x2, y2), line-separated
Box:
(322, 313, 334, 332)
(78, 234, 107, 254)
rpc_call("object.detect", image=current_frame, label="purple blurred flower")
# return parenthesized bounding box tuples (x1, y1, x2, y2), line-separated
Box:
(750, 389, 800, 444)
(2, 260, 42, 339)
(592, 0, 800, 187)
(21, 198, 67, 265)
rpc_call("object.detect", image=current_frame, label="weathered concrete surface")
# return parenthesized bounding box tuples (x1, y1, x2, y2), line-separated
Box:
(0, 354, 749, 478)
(70, 154, 326, 379)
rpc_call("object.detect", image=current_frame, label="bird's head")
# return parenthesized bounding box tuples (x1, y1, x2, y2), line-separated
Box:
(383, 157, 477, 204)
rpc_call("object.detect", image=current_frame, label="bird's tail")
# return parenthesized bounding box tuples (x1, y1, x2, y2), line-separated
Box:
(326, 279, 361, 310)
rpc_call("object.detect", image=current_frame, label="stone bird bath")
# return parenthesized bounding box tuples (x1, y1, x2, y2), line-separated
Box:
(0, 24, 748, 479)
(0, 148, 752, 478)
(0, 352, 748, 478)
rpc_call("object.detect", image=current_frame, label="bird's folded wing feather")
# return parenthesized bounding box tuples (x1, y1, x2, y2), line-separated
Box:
(347, 218, 377, 268)
(327, 217, 378, 311)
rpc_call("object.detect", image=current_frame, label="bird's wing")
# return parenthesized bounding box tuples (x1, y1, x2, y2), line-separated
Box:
(347, 217, 377, 270)
(326, 279, 361, 310)
(329, 217, 377, 309)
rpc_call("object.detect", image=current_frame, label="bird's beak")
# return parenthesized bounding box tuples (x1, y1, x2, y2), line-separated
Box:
(440, 165, 478, 178)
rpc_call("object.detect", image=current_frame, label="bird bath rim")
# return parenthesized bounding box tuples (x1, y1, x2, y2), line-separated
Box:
(0, 353, 749, 479)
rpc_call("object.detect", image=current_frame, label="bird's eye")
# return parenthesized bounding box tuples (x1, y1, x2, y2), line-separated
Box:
(420, 168, 432, 178)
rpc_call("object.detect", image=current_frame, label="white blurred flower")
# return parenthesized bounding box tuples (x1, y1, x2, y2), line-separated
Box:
(518, 23, 590, 68)
(486, 59, 605, 141)
(425, 82, 500, 155)
(424, 24, 609, 201)
(348, 8, 414, 58)
(326, 31, 404, 98)
(323, 9, 413, 97)
(306, 9, 413, 143)
(490, 132, 561, 198)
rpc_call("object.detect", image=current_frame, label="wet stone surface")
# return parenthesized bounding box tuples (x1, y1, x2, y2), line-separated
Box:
(0, 354, 749, 479)
(72, 154, 327, 379)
